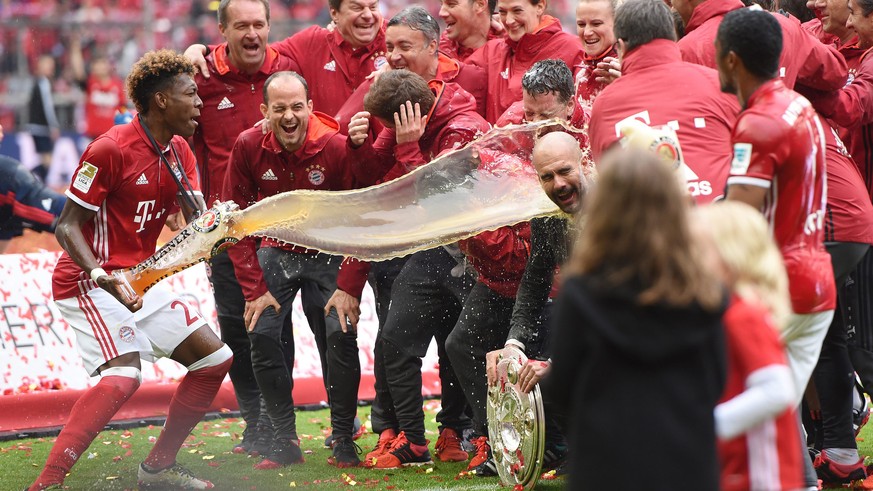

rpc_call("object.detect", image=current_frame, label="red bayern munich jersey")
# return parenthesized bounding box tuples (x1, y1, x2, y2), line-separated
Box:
(727, 80, 836, 313)
(52, 117, 201, 300)
(718, 296, 803, 491)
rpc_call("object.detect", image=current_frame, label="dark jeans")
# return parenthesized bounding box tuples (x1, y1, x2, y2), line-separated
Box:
(251, 248, 360, 441)
(811, 242, 869, 450)
(379, 247, 475, 445)
(446, 281, 516, 436)
(367, 257, 409, 435)
(208, 252, 264, 429)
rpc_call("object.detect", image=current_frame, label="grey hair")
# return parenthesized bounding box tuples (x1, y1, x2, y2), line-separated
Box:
(388, 6, 441, 46)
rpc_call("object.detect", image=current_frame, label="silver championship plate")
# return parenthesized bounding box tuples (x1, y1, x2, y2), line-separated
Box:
(487, 345, 545, 490)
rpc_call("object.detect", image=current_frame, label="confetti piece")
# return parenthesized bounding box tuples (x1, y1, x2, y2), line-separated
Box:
(87, 452, 98, 459)
(106, 476, 119, 480)
(202, 455, 215, 460)
(290, 483, 296, 487)
(425, 468, 433, 474)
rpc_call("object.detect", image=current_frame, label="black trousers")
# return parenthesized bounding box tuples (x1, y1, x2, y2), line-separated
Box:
(208, 251, 264, 429)
(379, 247, 475, 445)
(446, 281, 516, 436)
(810, 242, 869, 449)
(251, 248, 360, 441)
(367, 256, 409, 435)
(847, 248, 873, 392)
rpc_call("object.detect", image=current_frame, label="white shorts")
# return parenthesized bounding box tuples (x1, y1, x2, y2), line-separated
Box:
(781, 309, 835, 405)
(55, 283, 209, 376)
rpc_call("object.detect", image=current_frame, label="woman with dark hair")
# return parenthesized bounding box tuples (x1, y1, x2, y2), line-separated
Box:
(547, 148, 727, 491)
(466, 0, 584, 122)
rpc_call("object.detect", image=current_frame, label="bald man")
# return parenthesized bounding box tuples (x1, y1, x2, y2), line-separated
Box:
(482, 131, 588, 474)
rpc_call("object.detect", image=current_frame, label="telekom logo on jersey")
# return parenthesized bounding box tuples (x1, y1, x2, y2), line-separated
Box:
(133, 200, 167, 233)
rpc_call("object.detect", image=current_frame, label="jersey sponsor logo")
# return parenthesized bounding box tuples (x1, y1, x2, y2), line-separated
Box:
(731, 143, 753, 175)
(306, 164, 326, 186)
(323, 60, 337, 72)
(73, 161, 99, 193)
(136, 173, 149, 185)
(133, 200, 157, 233)
(262, 168, 278, 180)
(500, 67, 509, 80)
(217, 97, 234, 110)
(119, 326, 136, 343)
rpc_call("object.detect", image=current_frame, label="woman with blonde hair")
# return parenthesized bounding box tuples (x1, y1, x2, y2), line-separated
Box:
(697, 202, 803, 491)
(547, 147, 727, 490)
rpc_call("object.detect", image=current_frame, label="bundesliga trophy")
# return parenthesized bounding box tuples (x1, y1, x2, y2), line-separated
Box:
(488, 345, 546, 490)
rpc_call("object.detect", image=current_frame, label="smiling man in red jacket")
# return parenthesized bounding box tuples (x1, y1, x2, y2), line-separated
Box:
(224, 71, 376, 470)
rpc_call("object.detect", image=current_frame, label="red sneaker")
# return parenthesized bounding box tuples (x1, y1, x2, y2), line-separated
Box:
(366, 428, 397, 463)
(434, 428, 468, 462)
(371, 431, 432, 469)
(814, 449, 866, 486)
(467, 436, 491, 471)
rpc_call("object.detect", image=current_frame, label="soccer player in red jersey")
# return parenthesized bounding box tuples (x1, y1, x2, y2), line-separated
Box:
(716, 9, 845, 485)
(587, 0, 739, 204)
(190, 0, 298, 457)
(466, 0, 584, 122)
(27, 50, 233, 491)
(438, 0, 502, 62)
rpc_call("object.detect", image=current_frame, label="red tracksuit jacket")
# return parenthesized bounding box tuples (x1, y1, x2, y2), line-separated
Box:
(467, 16, 584, 123)
(588, 39, 739, 204)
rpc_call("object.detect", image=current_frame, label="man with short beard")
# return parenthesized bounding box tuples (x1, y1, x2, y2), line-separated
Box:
(190, 0, 297, 457)
(224, 71, 379, 470)
(438, 0, 503, 61)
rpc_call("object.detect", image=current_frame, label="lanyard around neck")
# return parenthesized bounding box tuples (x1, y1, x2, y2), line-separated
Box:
(138, 114, 202, 218)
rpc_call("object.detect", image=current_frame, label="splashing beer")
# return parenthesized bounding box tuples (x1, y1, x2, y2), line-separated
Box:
(112, 120, 590, 298)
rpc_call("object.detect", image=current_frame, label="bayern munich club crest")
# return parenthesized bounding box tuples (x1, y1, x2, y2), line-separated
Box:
(192, 209, 220, 233)
(373, 54, 388, 71)
(306, 164, 326, 186)
(119, 326, 136, 343)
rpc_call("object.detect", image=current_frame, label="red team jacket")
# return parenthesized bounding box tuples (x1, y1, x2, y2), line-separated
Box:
(727, 80, 836, 314)
(192, 44, 295, 205)
(272, 26, 388, 117)
(588, 39, 739, 203)
(466, 16, 583, 123)
(337, 81, 532, 298)
(223, 113, 362, 300)
(438, 27, 502, 63)
(570, 44, 618, 129)
(53, 118, 201, 300)
(678, 0, 847, 92)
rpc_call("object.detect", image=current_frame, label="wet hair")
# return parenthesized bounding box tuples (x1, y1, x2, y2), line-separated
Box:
(389, 6, 441, 46)
(568, 147, 723, 310)
(126, 49, 196, 115)
(521, 59, 575, 105)
(217, 0, 270, 26)
(364, 70, 436, 123)
(613, 0, 676, 53)
(262, 71, 310, 104)
(717, 8, 782, 79)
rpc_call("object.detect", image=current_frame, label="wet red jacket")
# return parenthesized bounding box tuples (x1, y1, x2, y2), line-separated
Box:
(571, 44, 618, 129)
(467, 16, 584, 123)
(272, 25, 388, 117)
(438, 26, 503, 63)
(224, 113, 364, 300)
(589, 40, 739, 203)
(678, 0, 847, 92)
(806, 49, 873, 201)
(192, 45, 295, 205)
(338, 81, 529, 298)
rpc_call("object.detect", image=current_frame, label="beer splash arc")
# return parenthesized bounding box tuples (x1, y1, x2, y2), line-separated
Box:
(113, 120, 573, 298)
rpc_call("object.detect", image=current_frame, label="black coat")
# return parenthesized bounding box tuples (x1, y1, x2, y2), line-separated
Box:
(547, 275, 727, 491)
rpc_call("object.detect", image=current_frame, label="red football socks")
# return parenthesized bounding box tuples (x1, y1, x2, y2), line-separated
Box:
(143, 358, 232, 470)
(30, 375, 140, 490)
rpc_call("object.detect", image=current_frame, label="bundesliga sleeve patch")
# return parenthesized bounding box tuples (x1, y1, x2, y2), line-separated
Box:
(73, 161, 99, 193)
(731, 143, 753, 175)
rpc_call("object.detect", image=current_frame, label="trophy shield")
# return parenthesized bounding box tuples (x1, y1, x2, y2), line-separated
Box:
(487, 345, 545, 490)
